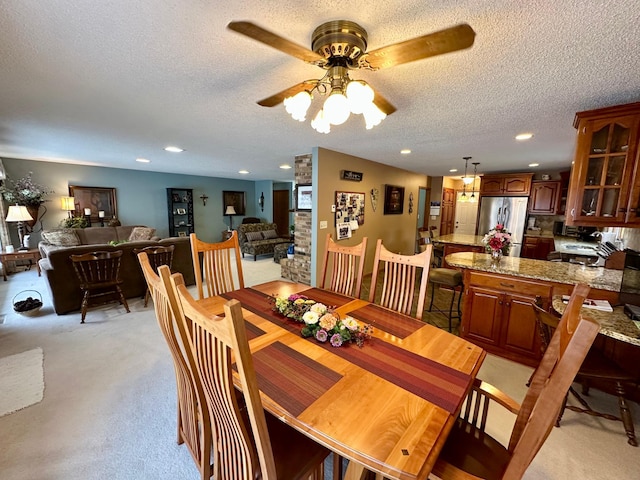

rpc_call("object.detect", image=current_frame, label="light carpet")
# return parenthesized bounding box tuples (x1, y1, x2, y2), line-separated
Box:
(0, 347, 44, 417)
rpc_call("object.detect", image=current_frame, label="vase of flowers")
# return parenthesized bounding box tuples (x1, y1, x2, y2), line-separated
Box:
(0, 172, 53, 228)
(482, 224, 511, 265)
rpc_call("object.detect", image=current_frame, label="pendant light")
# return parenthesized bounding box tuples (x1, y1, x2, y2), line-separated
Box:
(470, 162, 480, 203)
(460, 156, 472, 202)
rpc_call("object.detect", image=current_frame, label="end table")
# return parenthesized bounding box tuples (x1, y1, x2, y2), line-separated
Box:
(0, 249, 42, 281)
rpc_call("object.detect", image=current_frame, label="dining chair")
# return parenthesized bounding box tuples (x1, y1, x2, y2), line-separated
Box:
(534, 299, 638, 446)
(320, 233, 368, 298)
(133, 244, 175, 307)
(430, 283, 601, 479)
(169, 272, 332, 480)
(368, 239, 432, 319)
(137, 255, 213, 480)
(190, 231, 244, 300)
(70, 250, 130, 323)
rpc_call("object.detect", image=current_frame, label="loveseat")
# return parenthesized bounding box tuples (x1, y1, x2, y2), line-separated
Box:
(236, 222, 290, 261)
(38, 226, 195, 315)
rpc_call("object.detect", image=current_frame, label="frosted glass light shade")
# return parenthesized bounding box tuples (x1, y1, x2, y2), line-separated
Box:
(323, 92, 351, 125)
(311, 109, 331, 134)
(362, 103, 387, 129)
(284, 91, 312, 121)
(346, 81, 374, 114)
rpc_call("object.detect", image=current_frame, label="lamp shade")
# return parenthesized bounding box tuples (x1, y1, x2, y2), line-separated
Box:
(6, 205, 33, 222)
(60, 196, 75, 211)
(225, 205, 236, 215)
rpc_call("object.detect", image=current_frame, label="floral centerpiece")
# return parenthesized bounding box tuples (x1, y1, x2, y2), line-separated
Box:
(271, 293, 372, 347)
(482, 224, 512, 261)
(0, 172, 53, 207)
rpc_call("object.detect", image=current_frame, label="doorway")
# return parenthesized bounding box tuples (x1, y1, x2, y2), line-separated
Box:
(454, 192, 479, 234)
(273, 190, 290, 237)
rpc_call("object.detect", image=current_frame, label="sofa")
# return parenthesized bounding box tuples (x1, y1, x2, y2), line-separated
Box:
(236, 222, 290, 261)
(38, 225, 195, 315)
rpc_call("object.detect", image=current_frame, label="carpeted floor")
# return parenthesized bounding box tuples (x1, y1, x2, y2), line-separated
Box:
(0, 258, 638, 479)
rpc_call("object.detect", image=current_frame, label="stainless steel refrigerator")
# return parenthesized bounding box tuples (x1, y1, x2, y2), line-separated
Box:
(477, 196, 528, 257)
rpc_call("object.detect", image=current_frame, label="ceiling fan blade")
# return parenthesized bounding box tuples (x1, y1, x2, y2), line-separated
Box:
(362, 23, 475, 70)
(257, 81, 318, 107)
(371, 88, 397, 115)
(228, 21, 326, 66)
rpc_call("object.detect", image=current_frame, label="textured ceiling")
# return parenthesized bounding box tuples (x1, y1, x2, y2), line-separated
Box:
(1, 1, 639, 182)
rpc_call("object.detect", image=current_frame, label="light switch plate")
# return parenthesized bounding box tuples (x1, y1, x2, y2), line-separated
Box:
(320, 221, 327, 229)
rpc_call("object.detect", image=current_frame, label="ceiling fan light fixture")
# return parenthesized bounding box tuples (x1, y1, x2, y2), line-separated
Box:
(323, 90, 351, 125)
(346, 80, 374, 114)
(284, 91, 312, 121)
(311, 109, 331, 134)
(363, 103, 386, 129)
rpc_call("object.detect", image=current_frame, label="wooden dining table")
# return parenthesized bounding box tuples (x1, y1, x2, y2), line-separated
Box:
(196, 280, 486, 480)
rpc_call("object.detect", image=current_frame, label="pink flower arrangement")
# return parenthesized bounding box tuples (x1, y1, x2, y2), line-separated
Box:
(271, 293, 372, 347)
(482, 223, 512, 254)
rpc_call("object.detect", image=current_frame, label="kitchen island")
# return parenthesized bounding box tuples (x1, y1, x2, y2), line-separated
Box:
(432, 233, 485, 267)
(445, 251, 622, 366)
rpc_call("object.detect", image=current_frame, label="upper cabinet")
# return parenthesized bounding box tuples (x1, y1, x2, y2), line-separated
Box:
(479, 173, 533, 196)
(566, 102, 640, 226)
(528, 181, 562, 214)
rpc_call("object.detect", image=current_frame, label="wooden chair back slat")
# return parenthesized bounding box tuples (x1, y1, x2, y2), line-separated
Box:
(369, 239, 432, 318)
(190, 232, 244, 300)
(320, 233, 368, 298)
(170, 278, 278, 479)
(136, 255, 213, 480)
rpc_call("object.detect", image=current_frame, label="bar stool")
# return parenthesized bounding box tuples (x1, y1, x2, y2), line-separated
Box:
(428, 268, 463, 332)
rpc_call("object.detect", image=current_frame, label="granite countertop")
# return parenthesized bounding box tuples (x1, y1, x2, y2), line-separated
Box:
(552, 297, 640, 346)
(445, 251, 622, 292)
(432, 233, 486, 247)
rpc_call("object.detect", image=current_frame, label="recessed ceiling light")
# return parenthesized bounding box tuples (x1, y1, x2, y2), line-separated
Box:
(515, 133, 534, 141)
(449, 169, 458, 173)
(400, 149, 411, 155)
(279, 164, 292, 169)
(136, 158, 150, 163)
(529, 163, 539, 167)
(164, 146, 184, 153)
(239, 170, 250, 174)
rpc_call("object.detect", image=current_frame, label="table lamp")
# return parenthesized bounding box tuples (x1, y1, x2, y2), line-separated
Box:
(6, 205, 33, 251)
(225, 205, 236, 231)
(60, 196, 75, 218)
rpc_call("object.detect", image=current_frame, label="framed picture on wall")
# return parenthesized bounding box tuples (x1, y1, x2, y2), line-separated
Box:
(222, 191, 246, 216)
(296, 184, 312, 211)
(383, 184, 404, 215)
(69, 186, 117, 221)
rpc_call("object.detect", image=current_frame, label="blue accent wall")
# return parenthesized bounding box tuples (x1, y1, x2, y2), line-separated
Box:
(3, 159, 259, 243)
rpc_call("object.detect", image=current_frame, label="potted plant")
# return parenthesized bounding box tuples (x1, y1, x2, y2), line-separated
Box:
(59, 216, 89, 228)
(0, 172, 53, 228)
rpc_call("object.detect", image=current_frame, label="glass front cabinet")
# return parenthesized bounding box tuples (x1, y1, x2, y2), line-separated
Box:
(167, 188, 194, 237)
(566, 103, 640, 226)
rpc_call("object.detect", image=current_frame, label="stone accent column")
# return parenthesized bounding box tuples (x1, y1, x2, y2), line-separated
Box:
(281, 153, 312, 284)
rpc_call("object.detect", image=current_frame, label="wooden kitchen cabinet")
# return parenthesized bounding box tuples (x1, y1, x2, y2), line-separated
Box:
(566, 102, 640, 226)
(528, 181, 562, 214)
(479, 173, 533, 196)
(461, 270, 550, 365)
(521, 236, 555, 260)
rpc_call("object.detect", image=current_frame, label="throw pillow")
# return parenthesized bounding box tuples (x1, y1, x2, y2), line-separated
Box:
(245, 231, 263, 242)
(128, 227, 156, 241)
(41, 229, 81, 246)
(262, 230, 278, 239)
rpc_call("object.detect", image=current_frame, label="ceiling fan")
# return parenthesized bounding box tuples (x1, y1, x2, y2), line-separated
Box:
(227, 20, 475, 132)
